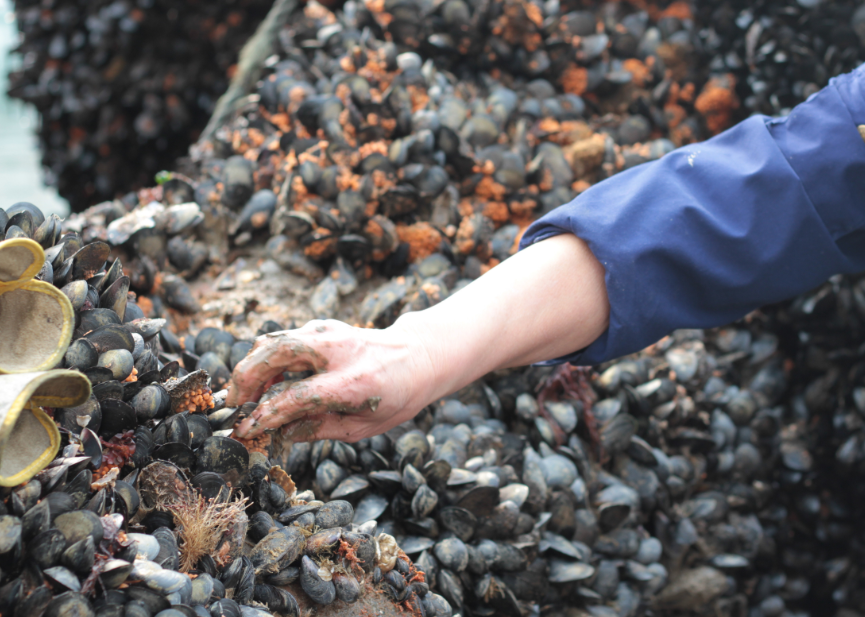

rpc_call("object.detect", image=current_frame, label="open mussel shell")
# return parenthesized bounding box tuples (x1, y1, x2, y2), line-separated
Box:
(99, 276, 130, 321)
(114, 480, 141, 518)
(55, 395, 101, 435)
(71, 242, 110, 280)
(7, 202, 44, 227)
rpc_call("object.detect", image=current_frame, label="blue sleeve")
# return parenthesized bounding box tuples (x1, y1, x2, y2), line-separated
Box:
(519, 63, 865, 366)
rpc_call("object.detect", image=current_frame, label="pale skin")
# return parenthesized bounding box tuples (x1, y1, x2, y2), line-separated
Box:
(229, 234, 610, 442)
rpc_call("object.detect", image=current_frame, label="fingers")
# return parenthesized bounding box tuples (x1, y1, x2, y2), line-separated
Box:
(234, 378, 322, 437)
(226, 330, 331, 406)
(293, 413, 377, 443)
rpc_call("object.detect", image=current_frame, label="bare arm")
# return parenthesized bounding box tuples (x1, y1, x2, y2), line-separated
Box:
(230, 234, 609, 442)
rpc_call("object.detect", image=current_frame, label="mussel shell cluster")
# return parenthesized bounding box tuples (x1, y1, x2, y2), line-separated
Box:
(6, 0, 275, 212)
(4, 0, 865, 616)
(694, 1, 865, 118)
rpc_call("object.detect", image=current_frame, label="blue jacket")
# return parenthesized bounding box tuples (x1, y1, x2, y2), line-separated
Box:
(519, 64, 865, 366)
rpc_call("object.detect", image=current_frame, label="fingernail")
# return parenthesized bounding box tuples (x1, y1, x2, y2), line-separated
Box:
(235, 419, 253, 438)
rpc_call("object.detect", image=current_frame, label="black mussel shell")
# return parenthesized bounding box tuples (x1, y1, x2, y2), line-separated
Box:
(159, 328, 183, 354)
(229, 341, 253, 370)
(197, 352, 230, 390)
(85, 324, 135, 354)
(79, 428, 103, 467)
(209, 599, 241, 617)
(5, 225, 27, 240)
(21, 499, 50, 540)
(63, 470, 92, 503)
(154, 413, 190, 446)
(126, 317, 166, 340)
(114, 480, 140, 518)
(45, 492, 77, 521)
(314, 500, 354, 528)
(65, 338, 99, 371)
(131, 384, 172, 421)
(33, 215, 57, 248)
(190, 472, 230, 503)
(142, 511, 175, 533)
(7, 202, 44, 227)
(124, 302, 145, 323)
(16, 583, 54, 617)
(196, 436, 249, 476)
(248, 511, 277, 543)
(130, 426, 154, 469)
(78, 309, 121, 334)
(194, 328, 235, 364)
(300, 555, 336, 605)
(160, 361, 181, 381)
(55, 395, 101, 435)
(71, 242, 110, 280)
(35, 257, 53, 284)
(44, 243, 65, 269)
(256, 320, 284, 336)
(44, 592, 94, 617)
(186, 413, 213, 449)
(126, 587, 170, 615)
(29, 528, 69, 569)
(83, 367, 114, 385)
(100, 276, 130, 322)
(59, 232, 83, 260)
(61, 280, 89, 312)
(98, 399, 137, 438)
(53, 256, 74, 287)
(152, 443, 196, 468)
(8, 211, 34, 236)
(161, 274, 200, 314)
(182, 350, 200, 372)
(253, 585, 299, 615)
(92, 379, 124, 402)
(61, 536, 96, 574)
(152, 526, 179, 569)
(100, 258, 124, 291)
(207, 406, 240, 431)
(135, 350, 159, 375)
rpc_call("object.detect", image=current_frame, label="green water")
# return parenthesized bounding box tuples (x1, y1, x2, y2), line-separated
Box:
(0, 0, 69, 216)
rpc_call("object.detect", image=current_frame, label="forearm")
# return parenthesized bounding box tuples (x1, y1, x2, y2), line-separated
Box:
(391, 233, 609, 406)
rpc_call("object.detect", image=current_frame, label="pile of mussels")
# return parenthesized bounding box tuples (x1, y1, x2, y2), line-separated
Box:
(2, 1, 865, 617)
(0, 201, 452, 617)
(7, 0, 274, 211)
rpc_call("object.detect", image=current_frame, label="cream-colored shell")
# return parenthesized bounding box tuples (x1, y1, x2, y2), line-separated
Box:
(0, 370, 90, 486)
(0, 238, 75, 374)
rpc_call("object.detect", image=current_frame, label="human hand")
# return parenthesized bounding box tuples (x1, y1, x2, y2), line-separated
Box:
(228, 319, 436, 442)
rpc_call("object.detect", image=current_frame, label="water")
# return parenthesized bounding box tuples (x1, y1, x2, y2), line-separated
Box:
(0, 0, 69, 217)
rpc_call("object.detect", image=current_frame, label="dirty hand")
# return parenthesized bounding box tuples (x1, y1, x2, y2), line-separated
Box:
(229, 234, 609, 443)
(228, 319, 436, 442)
